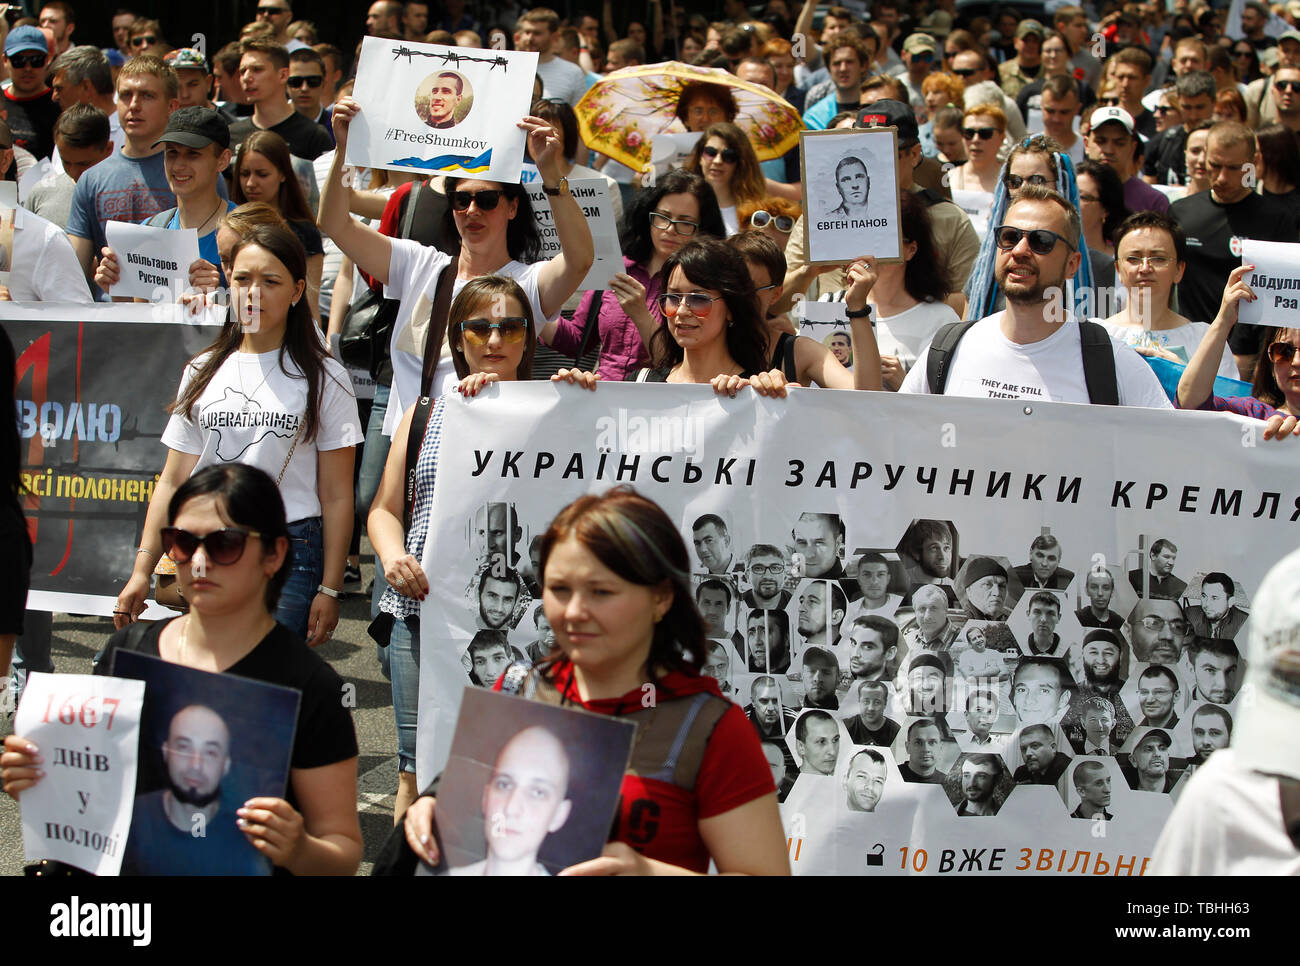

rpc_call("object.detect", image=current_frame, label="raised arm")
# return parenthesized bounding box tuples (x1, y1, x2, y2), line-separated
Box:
(1177, 264, 1253, 410)
(844, 258, 884, 391)
(792, 0, 817, 62)
(523, 116, 595, 319)
(317, 96, 396, 287)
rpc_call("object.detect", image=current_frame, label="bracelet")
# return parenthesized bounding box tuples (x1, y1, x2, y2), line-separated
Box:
(317, 585, 342, 600)
(136, 548, 153, 556)
(844, 304, 873, 319)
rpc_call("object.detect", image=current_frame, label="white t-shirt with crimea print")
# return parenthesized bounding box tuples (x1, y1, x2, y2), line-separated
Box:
(898, 312, 1174, 408)
(162, 349, 364, 522)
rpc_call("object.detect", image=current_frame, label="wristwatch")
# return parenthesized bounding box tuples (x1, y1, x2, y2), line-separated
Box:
(317, 585, 342, 600)
(542, 176, 569, 196)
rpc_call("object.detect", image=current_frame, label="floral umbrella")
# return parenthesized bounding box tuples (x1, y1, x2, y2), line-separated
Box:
(575, 61, 803, 172)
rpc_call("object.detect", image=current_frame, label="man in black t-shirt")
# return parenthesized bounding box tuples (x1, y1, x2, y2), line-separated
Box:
(1168, 121, 1299, 371)
(1142, 71, 1215, 186)
(228, 39, 331, 161)
(3, 26, 60, 159)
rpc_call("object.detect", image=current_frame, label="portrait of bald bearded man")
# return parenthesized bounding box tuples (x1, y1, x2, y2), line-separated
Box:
(844, 748, 889, 812)
(1121, 728, 1176, 793)
(795, 709, 841, 776)
(1013, 723, 1072, 785)
(474, 502, 523, 568)
(449, 726, 572, 876)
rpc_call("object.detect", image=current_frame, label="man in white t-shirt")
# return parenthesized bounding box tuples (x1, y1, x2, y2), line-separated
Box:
(516, 8, 586, 107)
(899, 186, 1172, 408)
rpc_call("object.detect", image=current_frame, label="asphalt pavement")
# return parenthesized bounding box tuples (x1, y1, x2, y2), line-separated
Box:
(0, 557, 401, 877)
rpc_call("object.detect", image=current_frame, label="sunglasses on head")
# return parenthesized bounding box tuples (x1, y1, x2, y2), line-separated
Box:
(459, 318, 529, 345)
(161, 527, 263, 566)
(750, 209, 794, 232)
(450, 189, 503, 211)
(1268, 341, 1299, 364)
(288, 74, 324, 88)
(993, 225, 1075, 254)
(962, 126, 998, 140)
(131, 35, 158, 47)
(701, 144, 740, 163)
(658, 291, 721, 315)
(1005, 173, 1050, 189)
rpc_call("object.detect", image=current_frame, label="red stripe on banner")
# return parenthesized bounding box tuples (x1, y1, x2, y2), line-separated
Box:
(49, 323, 87, 577)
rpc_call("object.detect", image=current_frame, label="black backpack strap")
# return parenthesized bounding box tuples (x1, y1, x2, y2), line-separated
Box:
(403, 396, 433, 531)
(1078, 319, 1120, 406)
(574, 290, 604, 361)
(926, 320, 976, 395)
(773, 331, 798, 382)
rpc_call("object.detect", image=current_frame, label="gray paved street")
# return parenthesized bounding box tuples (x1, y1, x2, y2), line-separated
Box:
(0, 557, 401, 877)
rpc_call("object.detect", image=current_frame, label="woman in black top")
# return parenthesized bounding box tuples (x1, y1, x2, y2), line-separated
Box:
(0, 323, 29, 682)
(3, 464, 361, 875)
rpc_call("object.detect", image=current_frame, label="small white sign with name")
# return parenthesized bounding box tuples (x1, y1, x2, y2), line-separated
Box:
(1239, 239, 1300, 328)
(105, 221, 200, 301)
(525, 178, 623, 291)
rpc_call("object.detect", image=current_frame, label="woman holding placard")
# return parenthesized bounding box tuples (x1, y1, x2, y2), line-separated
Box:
(318, 96, 594, 429)
(112, 223, 361, 646)
(3, 463, 362, 875)
(398, 486, 790, 876)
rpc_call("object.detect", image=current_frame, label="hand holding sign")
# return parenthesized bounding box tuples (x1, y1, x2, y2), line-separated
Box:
(1239, 239, 1300, 327)
(1214, 263, 1258, 330)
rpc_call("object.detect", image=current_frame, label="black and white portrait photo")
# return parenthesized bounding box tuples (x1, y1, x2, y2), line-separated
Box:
(943, 752, 1013, 816)
(799, 126, 903, 265)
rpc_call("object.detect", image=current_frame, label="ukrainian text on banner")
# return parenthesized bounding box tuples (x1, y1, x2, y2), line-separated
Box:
(415, 383, 1292, 874)
(3, 304, 223, 616)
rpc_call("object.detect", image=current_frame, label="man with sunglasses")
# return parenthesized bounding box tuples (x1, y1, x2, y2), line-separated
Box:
(899, 185, 1171, 407)
(288, 47, 333, 143)
(899, 32, 936, 120)
(2, 26, 58, 161)
(255, 0, 295, 46)
(229, 40, 332, 162)
(1272, 64, 1300, 133)
(1244, 30, 1300, 127)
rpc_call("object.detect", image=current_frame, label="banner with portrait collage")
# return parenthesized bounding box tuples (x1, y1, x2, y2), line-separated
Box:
(416, 382, 1295, 875)
(3, 304, 223, 616)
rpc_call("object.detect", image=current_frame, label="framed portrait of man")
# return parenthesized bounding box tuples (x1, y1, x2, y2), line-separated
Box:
(798, 127, 903, 266)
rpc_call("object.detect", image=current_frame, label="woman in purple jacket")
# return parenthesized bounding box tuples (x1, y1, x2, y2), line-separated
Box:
(542, 170, 726, 381)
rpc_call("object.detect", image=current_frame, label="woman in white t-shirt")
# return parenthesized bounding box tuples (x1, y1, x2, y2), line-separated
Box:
(683, 123, 767, 237)
(1097, 211, 1237, 381)
(318, 97, 595, 434)
(114, 223, 363, 645)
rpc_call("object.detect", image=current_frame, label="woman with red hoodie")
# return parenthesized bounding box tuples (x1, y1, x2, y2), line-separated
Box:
(399, 487, 790, 876)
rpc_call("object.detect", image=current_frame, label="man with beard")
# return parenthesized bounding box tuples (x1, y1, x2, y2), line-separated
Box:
(746, 675, 797, 739)
(1187, 637, 1241, 705)
(797, 580, 846, 651)
(1122, 729, 1176, 793)
(745, 609, 791, 673)
(692, 514, 737, 575)
(899, 187, 1171, 408)
(1128, 538, 1187, 600)
(800, 647, 841, 709)
(1188, 703, 1232, 767)
(1012, 534, 1075, 590)
(844, 616, 900, 682)
(1022, 592, 1068, 657)
(843, 679, 900, 745)
(1070, 760, 1114, 820)
(795, 710, 840, 776)
(905, 652, 950, 715)
(1076, 569, 1125, 630)
(1136, 664, 1181, 728)
(1185, 573, 1248, 641)
(125, 704, 267, 874)
(1013, 723, 1072, 784)
(477, 568, 525, 630)
(844, 748, 888, 812)
(741, 544, 792, 610)
(954, 754, 1003, 815)
(903, 584, 959, 654)
(1127, 598, 1190, 663)
(843, 552, 902, 623)
(899, 520, 958, 603)
(899, 717, 949, 783)
(1080, 629, 1126, 699)
(960, 557, 1012, 621)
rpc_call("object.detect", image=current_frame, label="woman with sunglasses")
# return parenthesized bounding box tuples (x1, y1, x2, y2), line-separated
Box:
(4, 463, 364, 875)
(368, 276, 594, 817)
(1177, 265, 1300, 441)
(113, 223, 362, 647)
(1153, 90, 1183, 134)
(1230, 43, 1261, 85)
(684, 123, 768, 236)
(232, 131, 324, 320)
(395, 485, 789, 876)
(320, 97, 593, 430)
(947, 103, 1007, 194)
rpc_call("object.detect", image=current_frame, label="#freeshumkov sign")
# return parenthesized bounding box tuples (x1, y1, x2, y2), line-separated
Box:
(348, 37, 538, 183)
(415, 383, 1293, 876)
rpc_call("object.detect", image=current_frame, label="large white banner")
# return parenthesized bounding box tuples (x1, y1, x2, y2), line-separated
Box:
(416, 383, 1293, 875)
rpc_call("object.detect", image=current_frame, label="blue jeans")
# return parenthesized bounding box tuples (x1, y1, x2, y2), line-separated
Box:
(9, 609, 53, 704)
(277, 517, 324, 639)
(388, 615, 420, 774)
(356, 382, 391, 523)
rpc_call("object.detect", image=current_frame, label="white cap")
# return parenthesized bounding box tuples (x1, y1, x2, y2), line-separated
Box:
(1088, 105, 1135, 134)
(1233, 547, 1300, 781)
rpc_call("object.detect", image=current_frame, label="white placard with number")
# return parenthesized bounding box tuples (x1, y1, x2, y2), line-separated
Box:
(524, 178, 623, 291)
(1238, 239, 1300, 328)
(14, 672, 145, 876)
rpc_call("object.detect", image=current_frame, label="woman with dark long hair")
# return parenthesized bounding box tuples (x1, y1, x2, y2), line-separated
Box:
(113, 223, 362, 644)
(1257, 123, 1300, 226)
(1076, 158, 1129, 306)
(397, 486, 790, 875)
(684, 122, 768, 236)
(5, 463, 363, 875)
(0, 324, 28, 683)
(546, 170, 725, 382)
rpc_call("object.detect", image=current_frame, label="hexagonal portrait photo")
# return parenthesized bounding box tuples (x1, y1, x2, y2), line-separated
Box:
(943, 752, 1016, 816)
(895, 518, 961, 606)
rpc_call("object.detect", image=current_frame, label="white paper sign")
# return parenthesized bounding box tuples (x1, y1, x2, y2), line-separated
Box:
(525, 178, 623, 291)
(17, 156, 53, 204)
(649, 131, 703, 176)
(951, 188, 995, 241)
(349, 36, 538, 183)
(800, 127, 903, 265)
(1238, 239, 1300, 328)
(15, 672, 145, 876)
(104, 220, 200, 301)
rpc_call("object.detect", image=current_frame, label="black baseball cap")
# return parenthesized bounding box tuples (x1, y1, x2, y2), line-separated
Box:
(856, 98, 919, 147)
(152, 106, 231, 151)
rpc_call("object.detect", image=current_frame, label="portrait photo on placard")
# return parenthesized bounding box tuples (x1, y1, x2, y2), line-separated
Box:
(110, 650, 300, 876)
(798, 127, 902, 265)
(414, 69, 473, 128)
(432, 689, 635, 876)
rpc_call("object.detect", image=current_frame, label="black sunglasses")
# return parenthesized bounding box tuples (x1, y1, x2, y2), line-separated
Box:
(1275, 79, 1300, 93)
(257, 5, 290, 13)
(450, 189, 503, 211)
(288, 74, 324, 88)
(161, 527, 264, 566)
(952, 67, 978, 78)
(1005, 173, 1050, 189)
(962, 126, 998, 140)
(701, 144, 740, 163)
(131, 35, 158, 47)
(994, 225, 1075, 254)
(1268, 341, 1299, 364)
(9, 53, 45, 69)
